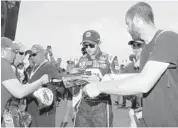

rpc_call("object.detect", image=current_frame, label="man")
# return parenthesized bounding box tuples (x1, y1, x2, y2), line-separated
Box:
(128, 40, 145, 72)
(84, 2, 178, 127)
(1, 37, 49, 117)
(11, 42, 29, 83)
(12, 42, 27, 67)
(26, 54, 35, 80)
(46, 46, 65, 74)
(66, 60, 75, 74)
(26, 44, 63, 127)
(120, 40, 145, 108)
(73, 30, 116, 127)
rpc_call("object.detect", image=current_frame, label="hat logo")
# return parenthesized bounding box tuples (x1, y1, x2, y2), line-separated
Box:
(86, 32, 91, 37)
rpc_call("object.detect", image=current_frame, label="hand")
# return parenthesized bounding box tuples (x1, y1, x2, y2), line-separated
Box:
(83, 82, 101, 98)
(40, 74, 49, 85)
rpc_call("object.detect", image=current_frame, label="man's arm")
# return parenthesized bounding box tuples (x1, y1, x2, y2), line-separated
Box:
(2, 74, 49, 99)
(98, 60, 169, 95)
(85, 31, 178, 98)
(84, 60, 169, 97)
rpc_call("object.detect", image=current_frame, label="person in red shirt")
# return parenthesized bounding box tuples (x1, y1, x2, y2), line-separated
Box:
(1, 37, 49, 118)
(26, 44, 63, 127)
(84, 2, 178, 127)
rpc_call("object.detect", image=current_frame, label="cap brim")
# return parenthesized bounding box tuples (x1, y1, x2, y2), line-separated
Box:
(80, 40, 97, 45)
(25, 50, 32, 55)
(128, 40, 144, 45)
(128, 40, 135, 45)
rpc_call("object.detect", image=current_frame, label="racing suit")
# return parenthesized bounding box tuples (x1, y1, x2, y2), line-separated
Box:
(74, 50, 116, 127)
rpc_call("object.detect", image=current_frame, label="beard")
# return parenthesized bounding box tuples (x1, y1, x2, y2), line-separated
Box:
(129, 25, 141, 40)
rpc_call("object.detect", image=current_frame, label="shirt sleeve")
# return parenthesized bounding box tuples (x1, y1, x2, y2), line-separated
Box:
(1, 59, 17, 82)
(46, 63, 63, 80)
(149, 31, 178, 68)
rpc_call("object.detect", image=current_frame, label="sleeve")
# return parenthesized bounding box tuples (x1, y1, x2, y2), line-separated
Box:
(1, 59, 17, 82)
(46, 63, 63, 80)
(149, 31, 178, 68)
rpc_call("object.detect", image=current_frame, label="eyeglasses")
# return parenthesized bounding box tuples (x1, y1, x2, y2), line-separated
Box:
(83, 44, 95, 49)
(132, 43, 142, 49)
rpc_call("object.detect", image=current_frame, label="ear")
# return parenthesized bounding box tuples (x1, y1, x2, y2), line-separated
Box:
(1, 48, 6, 57)
(98, 41, 102, 45)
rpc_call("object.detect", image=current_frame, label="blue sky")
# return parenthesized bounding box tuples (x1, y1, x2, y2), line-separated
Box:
(15, 1, 178, 68)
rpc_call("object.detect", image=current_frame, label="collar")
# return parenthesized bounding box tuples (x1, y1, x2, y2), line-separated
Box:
(87, 48, 102, 60)
(29, 60, 48, 79)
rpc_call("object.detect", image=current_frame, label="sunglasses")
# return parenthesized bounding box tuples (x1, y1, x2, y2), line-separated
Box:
(31, 53, 38, 57)
(132, 43, 142, 49)
(18, 52, 25, 55)
(83, 44, 95, 48)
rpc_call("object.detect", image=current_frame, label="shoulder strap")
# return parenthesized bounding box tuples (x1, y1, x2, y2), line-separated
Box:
(154, 30, 165, 43)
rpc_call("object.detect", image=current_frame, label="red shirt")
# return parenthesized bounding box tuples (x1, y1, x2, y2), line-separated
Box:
(27, 61, 62, 116)
(1, 58, 17, 116)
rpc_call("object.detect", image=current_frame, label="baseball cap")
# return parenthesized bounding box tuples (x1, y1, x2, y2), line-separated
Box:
(128, 39, 145, 45)
(25, 50, 32, 55)
(1, 37, 20, 51)
(13, 41, 28, 53)
(81, 30, 101, 45)
(31, 44, 45, 53)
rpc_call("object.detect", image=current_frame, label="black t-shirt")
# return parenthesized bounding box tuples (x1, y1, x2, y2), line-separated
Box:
(140, 30, 178, 126)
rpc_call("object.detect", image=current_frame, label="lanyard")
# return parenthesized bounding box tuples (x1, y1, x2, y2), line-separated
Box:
(29, 60, 47, 79)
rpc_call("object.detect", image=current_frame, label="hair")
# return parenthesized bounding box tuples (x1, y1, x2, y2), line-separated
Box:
(81, 47, 87, 55)
(126, 2, 154, 24)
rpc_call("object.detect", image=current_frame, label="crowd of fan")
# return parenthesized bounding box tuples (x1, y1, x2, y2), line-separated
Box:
(1, 1, 178, 128)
